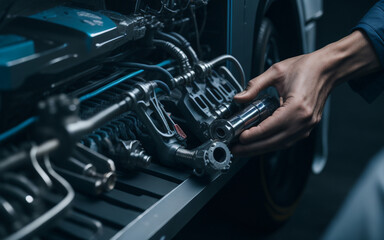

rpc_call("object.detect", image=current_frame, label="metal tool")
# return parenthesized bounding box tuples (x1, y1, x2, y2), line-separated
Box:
(209, 96, 279, 143)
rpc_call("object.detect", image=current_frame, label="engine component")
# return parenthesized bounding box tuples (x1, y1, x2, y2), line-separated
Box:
(114, 139, 152, 170)
(209, 97, 280, 143)
(0, 1, 284, 238)
(175, 140, 231, 175)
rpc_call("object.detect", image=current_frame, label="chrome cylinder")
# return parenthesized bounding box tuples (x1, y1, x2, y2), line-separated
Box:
(209, 97, 279, 143)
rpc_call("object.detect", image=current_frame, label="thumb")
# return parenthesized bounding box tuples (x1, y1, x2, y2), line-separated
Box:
(234, 69, 276, 103)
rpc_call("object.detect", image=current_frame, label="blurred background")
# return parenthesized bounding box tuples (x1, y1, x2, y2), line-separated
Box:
(175, 0, 384, 239)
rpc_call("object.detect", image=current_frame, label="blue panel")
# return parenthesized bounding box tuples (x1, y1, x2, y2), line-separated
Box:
(0, 34, 35, 90)
(226, 0, 233, 55)
(29, 6, 117, 37)
(0, 34, 35, 64)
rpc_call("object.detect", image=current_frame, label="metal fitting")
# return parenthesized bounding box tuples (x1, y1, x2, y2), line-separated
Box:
(174, 140, 231, 175)
(115, 140, 152, 170)
(210, 97, 279, 143)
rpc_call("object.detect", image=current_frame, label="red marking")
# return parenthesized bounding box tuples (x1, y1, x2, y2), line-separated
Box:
(175, 124, 187, 139)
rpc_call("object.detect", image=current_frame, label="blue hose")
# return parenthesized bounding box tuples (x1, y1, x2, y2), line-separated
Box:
(154, 80, 171, 95)
(0, 59, 173, 143)
(0, 116, 38, 143)
(79, 59, 172, 102)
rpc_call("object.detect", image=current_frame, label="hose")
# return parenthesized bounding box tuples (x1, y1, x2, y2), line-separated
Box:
(157, 31, 199, 65)
(118, 62, 174, 87)
(207, 55, 246, 89)
(171, 32, 199, 64)
(153, 39, 191, 72)
(218, 66, 243, 92)
(5, 155, 74, 240)
(154, 80, 171, 95)
(0, 140, 59, 174)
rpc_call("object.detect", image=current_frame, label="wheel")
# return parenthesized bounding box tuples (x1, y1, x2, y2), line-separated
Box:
(213, 18, 317, 233)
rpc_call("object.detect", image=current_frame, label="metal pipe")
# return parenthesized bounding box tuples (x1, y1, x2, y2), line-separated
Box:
(0, 139, 59, 173)
(218, 66, 243, 93)
(174, 141, 231, 175)
(53, 167, 103, 196)
(209, 97, 279, 143)
(199, 55, 246, 89)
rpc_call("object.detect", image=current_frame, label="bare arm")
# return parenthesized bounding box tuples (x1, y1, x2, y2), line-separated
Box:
(232, 30, 380, 156)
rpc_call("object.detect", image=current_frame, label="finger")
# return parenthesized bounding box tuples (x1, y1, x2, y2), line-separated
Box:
(232, 131, 290, 157)
(234, 67, 278, 103)
(237, 98, 295, 144)
(232, 124, 313, 157)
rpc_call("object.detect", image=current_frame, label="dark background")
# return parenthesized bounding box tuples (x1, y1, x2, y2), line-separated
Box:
(268, 0, 384, 239)
(175, 0, 384, 239)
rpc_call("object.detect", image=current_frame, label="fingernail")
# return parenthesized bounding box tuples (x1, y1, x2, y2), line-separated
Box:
(235, 91, 246, 97)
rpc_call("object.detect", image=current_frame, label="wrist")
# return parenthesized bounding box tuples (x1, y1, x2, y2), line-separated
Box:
(312, 30, 381, 89)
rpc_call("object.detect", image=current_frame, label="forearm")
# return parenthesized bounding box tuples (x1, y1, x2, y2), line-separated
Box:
(314, 30, 381, 89)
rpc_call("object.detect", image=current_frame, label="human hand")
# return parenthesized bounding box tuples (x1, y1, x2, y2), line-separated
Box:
(231, 53, 331, 156)
(231, 31, 380, 157)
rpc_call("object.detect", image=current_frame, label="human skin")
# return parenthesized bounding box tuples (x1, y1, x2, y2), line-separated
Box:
(232, 30, 381, 157)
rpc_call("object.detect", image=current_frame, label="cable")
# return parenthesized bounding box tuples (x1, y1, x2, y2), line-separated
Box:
(30, 145, 52, 189)
(118, 62, 174, 83)
(208, 54, 246, 89)
(157, 31, 199, 65)
(217, 66, 243, 92)
(199, 5, 208, 39)
(170, 32, 199, 63)
(70, 69, 126, 98)
(153, 40, 191, 72)
(154, 80, 171, 95)
(153, 92, 172, 134)
(0, 60, 173, 143)
(190, 6, 202, 57)
(156, 31, 182, 46)
(0, 117, 37, 144)
(134, 0, 142, 14)
(181, 0, 191, 10)
(79, 59, 172, 102)
(4, 155, 74, 240)
(150, 92, 175, 138)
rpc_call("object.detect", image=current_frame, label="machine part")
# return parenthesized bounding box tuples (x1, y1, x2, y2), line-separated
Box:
(153, 39, 192, 72)
(0, 140, 59, 174)
(56, 157, 96, 176)
(218, 66, 243, 93)
(115, 140, 152, 170)
(175, 141, 231, 175)
(1, 174, 40, 199)
(0, 184, 36, 214)
(74, 143, 116, 173)
(66, 81, 158, 138)
(117, 62, 174, 86)
(67, 211, 103, 234)
(134, 91, 232, 174)
(0, 196, 20, 234)
(196, 54, 246, 89)
(72, 144, 117, 192)
(5, 156, 74, 240)
(209, 97, 279, 143)
(156, 31, 199, 65)
(170, 32, 200, 64)
(53, 167, 104, 196)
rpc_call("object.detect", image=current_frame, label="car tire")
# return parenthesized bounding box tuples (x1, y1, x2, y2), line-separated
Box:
(213, 18, 317, 233)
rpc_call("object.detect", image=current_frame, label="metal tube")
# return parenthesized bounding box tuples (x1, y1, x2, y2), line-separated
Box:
(0, 139, 59, 173)
(53, 167, 103, 196)
(209, 97, 279, 143)
(207, 55, 246, 89)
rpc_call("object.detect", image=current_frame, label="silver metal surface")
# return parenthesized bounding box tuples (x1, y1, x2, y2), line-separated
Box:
(209, 97, 279, 143)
